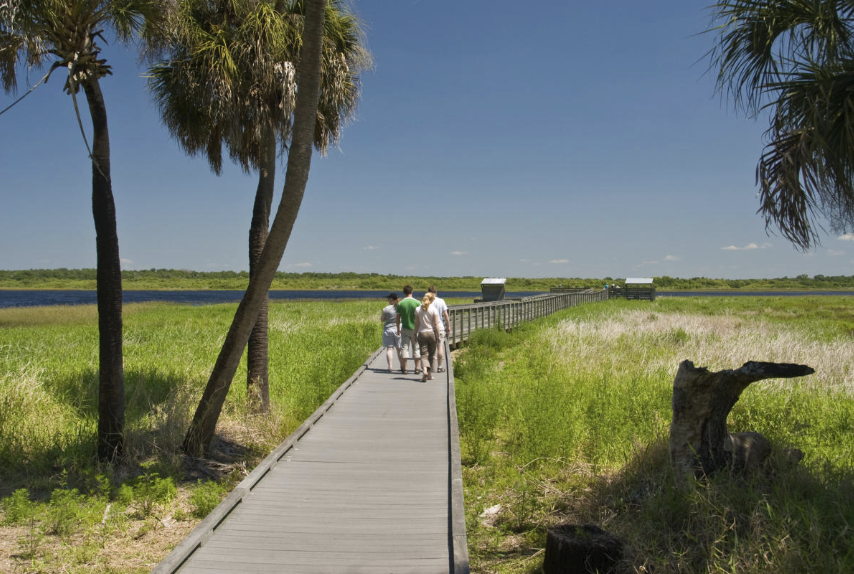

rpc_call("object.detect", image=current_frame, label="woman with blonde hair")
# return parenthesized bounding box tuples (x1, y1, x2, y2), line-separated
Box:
(413, 292, 441, 382)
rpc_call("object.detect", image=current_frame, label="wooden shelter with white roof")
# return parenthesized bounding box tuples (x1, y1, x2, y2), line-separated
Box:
(624, 277, 656, 301)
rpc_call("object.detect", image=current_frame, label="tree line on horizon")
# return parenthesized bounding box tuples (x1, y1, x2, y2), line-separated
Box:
(1, 269, 854, 291)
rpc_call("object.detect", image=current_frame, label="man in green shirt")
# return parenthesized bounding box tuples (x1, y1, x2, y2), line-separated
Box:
(396, 285, 421, 374)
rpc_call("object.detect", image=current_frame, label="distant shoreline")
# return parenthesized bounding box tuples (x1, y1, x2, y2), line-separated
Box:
(1, 269, 853, 292)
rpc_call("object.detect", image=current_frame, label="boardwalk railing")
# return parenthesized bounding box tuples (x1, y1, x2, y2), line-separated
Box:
(447, 289, 608, 347)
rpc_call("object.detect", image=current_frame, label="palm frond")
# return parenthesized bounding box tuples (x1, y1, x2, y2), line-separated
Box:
(707, 0, 853, 114)
(149, 0, 369, 173)
(757, 58, 854, 247)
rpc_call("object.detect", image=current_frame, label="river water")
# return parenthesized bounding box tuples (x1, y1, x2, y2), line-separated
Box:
(1, 289, 851, 309)
(0, 289, 540, 309)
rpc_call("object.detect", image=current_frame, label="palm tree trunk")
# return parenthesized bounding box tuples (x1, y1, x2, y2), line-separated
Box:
(82, 78, 125, 461)
(183, 0, 326, 457)
(247, 127, 276, 413)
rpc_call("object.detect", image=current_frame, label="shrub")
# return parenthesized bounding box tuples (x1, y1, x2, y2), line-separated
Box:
(2, 488, 36, 525)
(190, 479, 229, 519)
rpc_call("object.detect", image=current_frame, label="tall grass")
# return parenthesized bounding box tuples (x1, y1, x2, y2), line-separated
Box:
(456, 297, 854, 573)
(0, 300, 380, 487)
(0, 298, 387, 571)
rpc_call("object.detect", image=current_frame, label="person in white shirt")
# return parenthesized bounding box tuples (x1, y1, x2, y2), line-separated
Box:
(413, 292, 441, 382)
(428, 285, 451, 372)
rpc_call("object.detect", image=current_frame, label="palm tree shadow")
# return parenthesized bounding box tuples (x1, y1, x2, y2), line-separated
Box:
(0, 368, 197, 494)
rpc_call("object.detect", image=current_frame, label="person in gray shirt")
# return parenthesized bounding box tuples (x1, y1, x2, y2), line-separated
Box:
(380, 293, 402, 372)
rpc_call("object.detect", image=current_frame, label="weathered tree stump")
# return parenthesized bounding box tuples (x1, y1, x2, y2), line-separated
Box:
(670, 360, 813, 485)
(543, 524, 623, 574)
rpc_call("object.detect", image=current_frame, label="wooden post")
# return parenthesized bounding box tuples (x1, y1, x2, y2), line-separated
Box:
(670, 360, 814, 485)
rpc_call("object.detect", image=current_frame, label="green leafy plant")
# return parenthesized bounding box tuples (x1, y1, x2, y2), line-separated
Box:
(17, 515, 45, 560)
(131, 463, 177, 517)
(45, 487, 88, 537)
(2, 488, 35, 525)
(190, 479, 229, 519)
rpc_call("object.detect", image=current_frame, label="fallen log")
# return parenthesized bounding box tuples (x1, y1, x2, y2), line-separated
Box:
(669, 360, 813, 485)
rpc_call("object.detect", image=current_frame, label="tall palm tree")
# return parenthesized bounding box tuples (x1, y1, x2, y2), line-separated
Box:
(182, 0, 327, 457)
(1, 0, 166, 460)
(707, 0, 854, 249)
(149, 0, 368, 412)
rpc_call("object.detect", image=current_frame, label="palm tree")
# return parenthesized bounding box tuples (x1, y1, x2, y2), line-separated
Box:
(149, 0, 368, 412)
(182, 0, 327, 457)
(1, 0, 166, 460)
(707, 0, 854, 249)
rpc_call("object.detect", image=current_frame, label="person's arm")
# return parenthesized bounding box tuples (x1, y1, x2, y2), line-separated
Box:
(396, 312, 401, 335)
(443, 309, 450, 335)
(432, 309, 440, 337)
(414, 311, 420, 335)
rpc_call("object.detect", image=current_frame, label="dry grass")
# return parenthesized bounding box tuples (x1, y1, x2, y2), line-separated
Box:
(547, 309, 854, 394)
(0, 303, 155, 328)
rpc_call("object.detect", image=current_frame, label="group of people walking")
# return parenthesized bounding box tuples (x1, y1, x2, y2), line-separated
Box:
(381, 285, 450, 382)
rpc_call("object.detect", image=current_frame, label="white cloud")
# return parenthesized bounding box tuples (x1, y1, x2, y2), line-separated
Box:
(450, 251, 468, 256)
(549, 259, 569, 264)
(664, 255, 679, 261)
(722, 242, 769, 251)
(828, 249, 845, 256)
(120, 258, 133, 264)
(288, 262, 313, 268)
(838, 233, 854, 241)
(362, 245, 378, 251)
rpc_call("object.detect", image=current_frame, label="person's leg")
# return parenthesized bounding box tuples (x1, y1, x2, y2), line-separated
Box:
(395, 335, 403, 371)
(386, 346, 394, 371)
(421, 333, 436, 380)
(418, 333, 430, 381)
(407, 330, 418, 373)
(400, 329, 414, 373)
(436, 334, 445, 371)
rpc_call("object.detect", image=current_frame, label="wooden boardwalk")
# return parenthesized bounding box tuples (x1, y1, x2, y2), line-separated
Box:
(153, 290, 609, 573)
(153, 346, 467, 574)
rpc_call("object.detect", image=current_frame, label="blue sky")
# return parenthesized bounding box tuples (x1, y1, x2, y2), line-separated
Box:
(2, 0, 853, 279)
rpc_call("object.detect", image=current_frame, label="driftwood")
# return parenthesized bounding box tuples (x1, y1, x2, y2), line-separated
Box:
(670, 360, 813, 485)
(543, 524, 623, 574)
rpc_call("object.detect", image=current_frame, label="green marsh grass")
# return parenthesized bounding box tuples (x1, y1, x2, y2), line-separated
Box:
(456, 297, 854, 573)
(0, 298, 384, 572)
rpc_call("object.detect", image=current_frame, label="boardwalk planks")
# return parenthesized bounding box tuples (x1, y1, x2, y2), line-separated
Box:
(153, 348, 463, 573)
